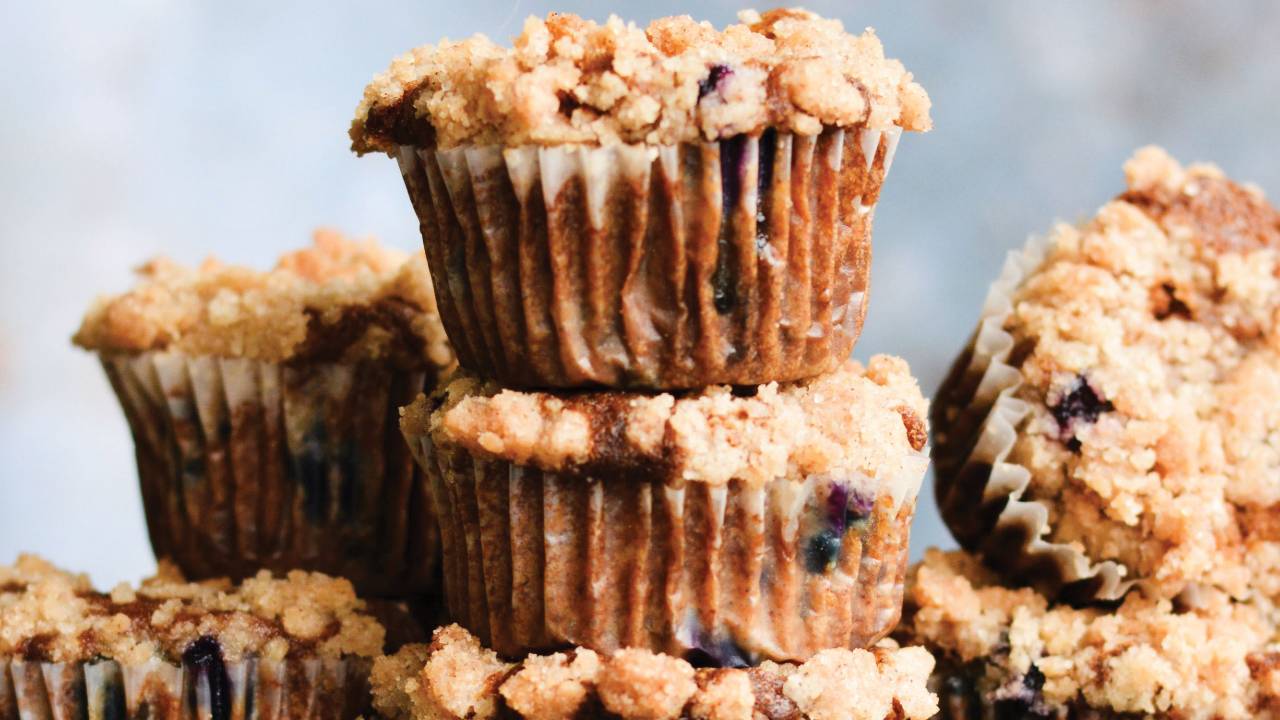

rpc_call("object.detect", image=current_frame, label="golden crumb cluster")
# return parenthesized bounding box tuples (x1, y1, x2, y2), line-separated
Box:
(0, 556, 385, 665)
(351, 8, 931, 153)
(74, 229, 453, 369)
(370, 624, 938, 720)
(899, 549, 1280, 720)
(974, 147, 1280, 600)
(404, 356, 929, 492)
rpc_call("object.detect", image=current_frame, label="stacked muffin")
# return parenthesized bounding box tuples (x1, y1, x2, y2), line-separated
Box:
(899, 148, 1280, 718)
(350, 8, 939, 718)
(352, 5, 932, 659)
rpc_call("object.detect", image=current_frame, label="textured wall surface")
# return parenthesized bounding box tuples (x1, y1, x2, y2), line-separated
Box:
(2, 1, 1278, 586)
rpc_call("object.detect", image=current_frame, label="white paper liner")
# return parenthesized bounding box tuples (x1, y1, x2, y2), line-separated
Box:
(0, 655, 370, 720)
(97, 350, 439, 599)
(396, 126, 902, 389)
(405, 429, 925, 662)
(931, 235, 1132, 601)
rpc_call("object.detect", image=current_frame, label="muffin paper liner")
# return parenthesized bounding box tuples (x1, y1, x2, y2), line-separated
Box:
(396, 125, 901, 389)
(0, 656, 370, 720)
(931, 236, 1132, 602)
(98, 351, 440, 599)
(406, 432, 925, 662)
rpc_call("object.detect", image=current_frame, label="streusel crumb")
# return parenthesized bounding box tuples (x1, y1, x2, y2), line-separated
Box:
(370, 624, 937, 720)
(0, 558, 385, 665)
(403, 356, 929, 493)
(74, 229, 453, 369)
(351, 8, 930, 154)
(0, 554, 90, 594)
(960, 147, 1280, 600)
(898, 549, 1280, 720)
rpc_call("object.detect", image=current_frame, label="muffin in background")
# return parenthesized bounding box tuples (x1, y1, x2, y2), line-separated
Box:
(74, 230, 454, 599)
(932, 147, 1280, 603)
(351, 8, 930, 389)
(897, 548, 1280, 720)
(0, 556, 385, 720)
(369, 623, 938, 720)
(401, 356, 931, 662)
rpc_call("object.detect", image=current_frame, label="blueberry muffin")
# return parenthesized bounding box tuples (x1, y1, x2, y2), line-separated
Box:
(351, 9, 930, 389)
(369, 623, 939, 720)
(400, 357, 930, 661)
(0, 556, 385, 719)
(897, 549, 1280, 720)
(933, 147, 1280, 602)
(73, 230, 454, 598)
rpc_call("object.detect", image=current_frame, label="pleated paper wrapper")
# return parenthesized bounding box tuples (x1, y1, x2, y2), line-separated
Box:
(0, 655, 369, 720)
(396, 125, 901, 389)
(98, 351, 440, 599)
(405, 429, 928, 663)
(930, 235, 1133, 602)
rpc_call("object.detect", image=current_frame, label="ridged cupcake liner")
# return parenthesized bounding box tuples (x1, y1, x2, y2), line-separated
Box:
(0, 655, 369, 720)
(931, 236, 1132, 602)
(406, 433, 922, 662)
(98, 350, 440, 599)
(395, 125, 901, 389)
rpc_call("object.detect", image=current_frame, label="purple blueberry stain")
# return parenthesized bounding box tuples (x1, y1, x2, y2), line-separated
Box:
(825, 483, 850, 534)
(291, 422, 330, 523)
(183, 636, 231, 720)
(1049, 375, 1114, 453)
(804, 530, 842, 574)
(685, 630, 753, 669)
(713, 134, 750, 315)
(698, 63, 734, 100)
(824, 483, 874, 536)
(991, 664, 1052, 720)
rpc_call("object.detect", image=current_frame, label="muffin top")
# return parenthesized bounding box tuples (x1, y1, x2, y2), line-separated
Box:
(74, 229, 454, 369)
(403, 356, 929, 501)
(351, 8, 931, 154)
(0, 557, 385, 665)
(935, 146, 1280, 602)
(0, 554, 91, 595)
(370, 623, 939, 720)
(898, 549, 1280, 720)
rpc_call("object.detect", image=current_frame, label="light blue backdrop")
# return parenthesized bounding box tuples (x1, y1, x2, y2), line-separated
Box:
(2, 1, 1278, 587)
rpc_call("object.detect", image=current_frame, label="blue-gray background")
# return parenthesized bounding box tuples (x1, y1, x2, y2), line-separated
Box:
(2, 1, 1278, 587)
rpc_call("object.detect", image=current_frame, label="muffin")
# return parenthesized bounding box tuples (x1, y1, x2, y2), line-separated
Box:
(897, 549, 1280, 720)
(400, 356, 930, 661)
(73, 230, 455, 598)
(0, 557, 384, 720)
(0, 556, 93, 719)
(369, 623, 939, 720)
(933, 147, 1280, 602)
(351, 8, 931, 389)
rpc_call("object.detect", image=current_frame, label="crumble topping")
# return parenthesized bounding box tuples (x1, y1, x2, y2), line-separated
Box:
(402, 356, 929, 492)
(369, 624, 937, 720)
(351, 8, 931, 153)
(899, 549, 1280, 719)
(73, 229, 453, 369)
(0, 556, 385, 665)
(984, 147, 1280, 600)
